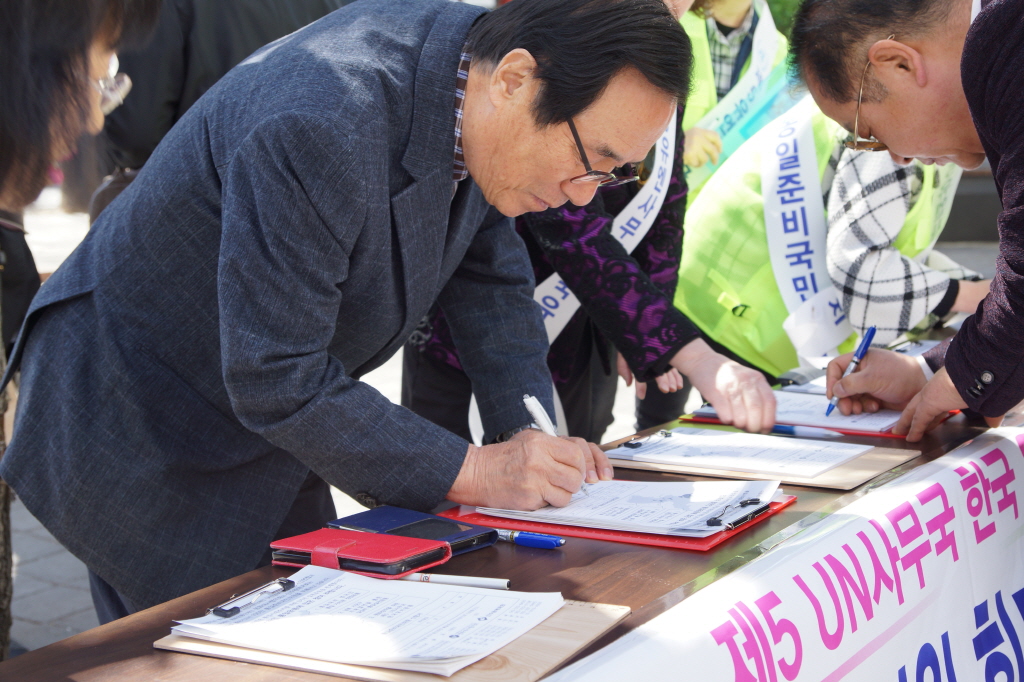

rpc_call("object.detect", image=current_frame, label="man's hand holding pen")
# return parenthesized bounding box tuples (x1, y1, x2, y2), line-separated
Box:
(447, 430, 612, 511)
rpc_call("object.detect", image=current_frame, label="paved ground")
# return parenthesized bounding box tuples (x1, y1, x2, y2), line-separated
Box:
(5, 190, 1001, 655)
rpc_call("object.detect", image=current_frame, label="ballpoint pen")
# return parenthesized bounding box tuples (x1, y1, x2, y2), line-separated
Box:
(826, 326, 876, 417)
(523, 394, 558, 436)
(496, 528, 566, 549)
(771, 424, 844, 439)
(523, 394, 591, 496)
(400, 573, 510, 590)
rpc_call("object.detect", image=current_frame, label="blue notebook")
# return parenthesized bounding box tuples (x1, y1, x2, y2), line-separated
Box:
(328, 506, 498, 556)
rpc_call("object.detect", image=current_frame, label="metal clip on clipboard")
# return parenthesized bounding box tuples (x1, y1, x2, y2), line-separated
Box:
(622, 430, 673, 449)
(706, 498, 767, 530)
(208, 577, 295, 618)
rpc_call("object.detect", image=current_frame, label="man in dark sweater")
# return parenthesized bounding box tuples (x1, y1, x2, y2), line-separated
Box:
(786, 0, 1021, 441)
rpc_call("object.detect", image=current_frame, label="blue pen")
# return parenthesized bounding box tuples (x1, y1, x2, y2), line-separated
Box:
(496, 528, 565, 550)
(771, 424, 844, 439)
(826, 326, 876, 417)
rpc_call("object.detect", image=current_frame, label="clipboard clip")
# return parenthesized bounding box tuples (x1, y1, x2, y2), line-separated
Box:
(208, 577, 295, 618)
(623, 429, 673, 449)
(706, 498, 763, 528)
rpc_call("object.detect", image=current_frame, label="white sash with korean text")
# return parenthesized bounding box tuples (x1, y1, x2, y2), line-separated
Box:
(685, 0, 781, 190)
(761, 96, 854, 362)
(534, 109, 677, 343)
(468, 111, 677, 443)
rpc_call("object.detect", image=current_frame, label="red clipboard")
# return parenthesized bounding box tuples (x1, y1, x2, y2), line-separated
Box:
(438, 495, 797, 552)
(679, 414, 909, 439)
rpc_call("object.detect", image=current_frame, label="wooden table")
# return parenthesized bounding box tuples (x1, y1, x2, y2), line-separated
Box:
(0, 413, 996, 681)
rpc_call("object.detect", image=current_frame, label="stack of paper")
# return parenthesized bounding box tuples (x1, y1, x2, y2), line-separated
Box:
(478, 480, 780, 539)
(172, 565, 563, 676)
(607, 427, 872, 478)
(694, 390, 902, 432)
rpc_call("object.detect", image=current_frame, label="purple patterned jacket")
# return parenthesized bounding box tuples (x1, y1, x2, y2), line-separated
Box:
(416, 105, 700, 387)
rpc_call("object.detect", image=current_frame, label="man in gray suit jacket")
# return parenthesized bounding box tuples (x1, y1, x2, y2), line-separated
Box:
(0, 0, 690, 617)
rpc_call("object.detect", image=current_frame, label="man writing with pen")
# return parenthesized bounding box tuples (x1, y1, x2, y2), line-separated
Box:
(788, 0, 1022, 439)
(0, 0, 698, 623)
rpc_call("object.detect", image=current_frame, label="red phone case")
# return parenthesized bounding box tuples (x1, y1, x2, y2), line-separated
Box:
(269, 528, 452, 579)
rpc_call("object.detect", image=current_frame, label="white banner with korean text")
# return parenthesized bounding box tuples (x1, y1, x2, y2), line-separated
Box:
(762, 96, 854, 362)
(549, 427, 1024, 682)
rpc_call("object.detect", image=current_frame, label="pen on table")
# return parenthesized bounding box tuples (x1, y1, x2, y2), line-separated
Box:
(825, 326, 876, 417)
(523, 394, 591, 496)
(496, 528, 566, 550)
(399, 573, 510, 590)
(770, 424, 844, 439)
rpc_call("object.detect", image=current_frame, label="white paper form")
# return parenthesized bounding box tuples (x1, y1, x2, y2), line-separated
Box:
(607, 427, 872, 478)
(172, 565, 563, 676)
(478, 479, 779, 538)
(695, 390, 902, 432)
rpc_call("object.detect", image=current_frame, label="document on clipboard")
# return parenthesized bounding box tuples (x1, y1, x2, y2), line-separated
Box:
(169, 565, 564, 677)
(693, 390, 904, 434)
(477, 480, 780, 538)
(607, 427, 872, 479)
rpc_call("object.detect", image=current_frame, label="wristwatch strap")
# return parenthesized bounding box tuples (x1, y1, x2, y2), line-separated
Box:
(492, 423, 540, 444)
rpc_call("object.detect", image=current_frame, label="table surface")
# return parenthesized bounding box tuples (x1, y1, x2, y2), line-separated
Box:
(0, 412, 999, 681)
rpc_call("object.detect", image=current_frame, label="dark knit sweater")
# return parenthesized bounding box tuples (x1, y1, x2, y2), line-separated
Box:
(924, 0, 1024, 416)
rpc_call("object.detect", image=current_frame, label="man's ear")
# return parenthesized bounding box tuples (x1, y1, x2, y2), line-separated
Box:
(488, 48, 538, 109)
(869, 37, 928, 88)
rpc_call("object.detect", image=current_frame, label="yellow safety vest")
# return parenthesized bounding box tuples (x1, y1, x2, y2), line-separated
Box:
(679, 9, 790, 201)
(674, 111, 951, 377)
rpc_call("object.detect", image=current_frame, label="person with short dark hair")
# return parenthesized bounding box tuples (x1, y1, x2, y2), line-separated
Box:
(0, 0, 691, 619)
(404, 0, 778, 446)
(788, 0, 1018, 440)
(0, 0, 160, 354)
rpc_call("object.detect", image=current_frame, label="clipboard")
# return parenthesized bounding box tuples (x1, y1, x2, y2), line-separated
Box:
(680, 414, 909, 439)
(609, 419, 920, 489)
(438, 495, 797, 552)
(155, 599, 630, 682)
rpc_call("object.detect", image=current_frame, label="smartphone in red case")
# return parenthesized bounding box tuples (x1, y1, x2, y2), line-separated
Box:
(269, 528, 451, 579)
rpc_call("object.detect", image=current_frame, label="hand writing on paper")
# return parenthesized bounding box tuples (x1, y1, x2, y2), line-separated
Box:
(447, 430, 612, 510)
(826, 348, 926, 416)
(683, 127, 722, 168)
(672, 339, 776, 434)
(616, 352, 685, 400)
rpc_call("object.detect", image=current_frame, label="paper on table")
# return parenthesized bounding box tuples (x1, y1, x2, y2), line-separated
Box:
(607, 427, 872, 478)
(478, 480, 780, 538)
(172, 565, 563, 677)
(695, 390, 902, 432)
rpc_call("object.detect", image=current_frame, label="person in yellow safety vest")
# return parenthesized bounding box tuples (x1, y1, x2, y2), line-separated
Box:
(680, 0, 790, 201)
(674, 97, 991, 380)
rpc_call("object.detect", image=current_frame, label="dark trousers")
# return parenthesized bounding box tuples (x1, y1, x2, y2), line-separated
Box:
(89, 469, 336, 624)
(402, 343, 691, 444)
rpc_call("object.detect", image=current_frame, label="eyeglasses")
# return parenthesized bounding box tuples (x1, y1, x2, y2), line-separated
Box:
(93, 55, 132, 115)
(566, 118, 638, 186)
(843, 36, 894, 152)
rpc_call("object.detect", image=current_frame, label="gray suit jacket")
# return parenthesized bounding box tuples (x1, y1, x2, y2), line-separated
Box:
(1, 0, 554, 609)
